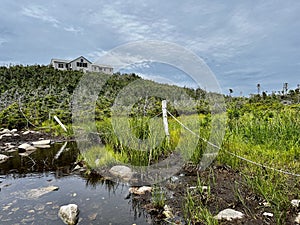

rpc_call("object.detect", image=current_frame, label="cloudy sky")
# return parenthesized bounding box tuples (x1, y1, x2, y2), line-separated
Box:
(1, 0, 300, 96)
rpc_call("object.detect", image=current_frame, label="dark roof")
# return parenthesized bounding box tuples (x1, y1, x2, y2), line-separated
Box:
(69, 56, 92, 64)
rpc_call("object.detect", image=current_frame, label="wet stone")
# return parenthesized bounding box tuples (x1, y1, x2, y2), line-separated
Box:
(88, 212, 98, 221)
(34, 204, 45, 211)
(58, 204, 79, 225)
(109, 165, 133, 181)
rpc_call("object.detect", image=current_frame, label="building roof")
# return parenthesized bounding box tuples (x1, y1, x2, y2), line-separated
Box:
(69, 56, 92, 64)
(51, 58, 70, 63)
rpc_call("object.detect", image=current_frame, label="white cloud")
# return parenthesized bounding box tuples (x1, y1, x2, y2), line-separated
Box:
(86, 49, 108, 62)
(21, 5, 59, 26)
(89, 4, 175, 41)
(63, 26, 82, 34)
(21, 4, 83, 34)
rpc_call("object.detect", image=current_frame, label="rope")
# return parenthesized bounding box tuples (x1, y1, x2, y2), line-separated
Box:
(166, 110, 300, 177)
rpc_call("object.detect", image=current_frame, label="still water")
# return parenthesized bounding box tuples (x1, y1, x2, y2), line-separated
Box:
(0, 142, 150, 225)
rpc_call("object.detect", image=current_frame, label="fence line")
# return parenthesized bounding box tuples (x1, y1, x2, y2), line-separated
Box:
(166, 110, 300, 177)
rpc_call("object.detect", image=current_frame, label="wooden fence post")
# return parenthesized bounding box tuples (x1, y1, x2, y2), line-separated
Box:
(162, 100, 170, 142)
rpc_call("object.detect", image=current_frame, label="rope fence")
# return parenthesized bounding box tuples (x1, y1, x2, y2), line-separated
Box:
(166, 110, 300, 177)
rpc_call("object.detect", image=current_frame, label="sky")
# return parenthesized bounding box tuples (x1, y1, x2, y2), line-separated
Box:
(0, 0, 300, 96)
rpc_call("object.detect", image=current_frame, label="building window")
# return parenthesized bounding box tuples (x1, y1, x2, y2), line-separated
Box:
(81, 59, 84, 62)
(58, 63, 64, 68)
(77, 62, 88, 67)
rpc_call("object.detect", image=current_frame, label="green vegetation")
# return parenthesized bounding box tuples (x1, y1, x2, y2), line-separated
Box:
(1, 65, 300, 224)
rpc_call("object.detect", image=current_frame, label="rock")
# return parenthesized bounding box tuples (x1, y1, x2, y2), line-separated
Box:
(13, 186, 59, 199)
(22, 130, 39, 135)
(32, 140, 51, 146)
(11, 129, 17, 133)
(109, 165, 133, 181)
(4, 143, 15, 149)
(18, 143, 37, 151)
(215, 209, 244, 221)
(1, 133, 12, 137)
(0, 154, 9, 163)
(0, 128, 10, 134)
(129, 186, 152, 195)
(19, 150, 36, 157)
(58, 204, 79, 225)
(22, 130, 31, 135)
(35, 145, 51, 149)
(88, 212, 97, 221)
(291, 199, 300, 208)
(72, 165, 82, 171)
(296, 213, 300, 224)
(263, 212, 273, 217)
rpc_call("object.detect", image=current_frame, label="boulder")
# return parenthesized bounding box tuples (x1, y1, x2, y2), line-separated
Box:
(109, 165, 133, 181)
(58, 204, 79, 225)
(215, 209, 244, 221)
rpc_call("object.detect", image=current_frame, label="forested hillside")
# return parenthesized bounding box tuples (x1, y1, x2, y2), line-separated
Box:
(0, 65, 207, 129)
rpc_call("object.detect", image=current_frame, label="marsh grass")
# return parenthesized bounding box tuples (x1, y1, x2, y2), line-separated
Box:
(184, 175, 217, 225)
(77, 102, 299, 224)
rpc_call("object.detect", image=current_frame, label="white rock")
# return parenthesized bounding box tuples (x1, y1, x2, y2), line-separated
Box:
(11, 129, 17, 133)
(0, 154, 9, 163)
(18, 143, 37, 151)
(35, 145, 51, 149)
(263, 212, 273, 217)
(109, 165, 133, 180)
(0, 128, 10, 134)
(129, 186, 152, 195)
(295, 213, 300, 224)
(32, 140, 51, 146)
(215, 209, 244, 221)
(58, 204, 79, 225)
(1, 133, 12, 137)
(291, 199, 300, 208)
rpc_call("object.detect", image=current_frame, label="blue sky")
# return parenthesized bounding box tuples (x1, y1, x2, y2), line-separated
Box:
(1, 0, 300, 96)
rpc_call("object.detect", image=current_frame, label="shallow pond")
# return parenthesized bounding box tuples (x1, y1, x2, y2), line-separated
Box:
(0, 142, 150, 225)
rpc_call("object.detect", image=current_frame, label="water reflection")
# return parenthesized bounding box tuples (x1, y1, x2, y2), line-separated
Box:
(0, 142, 151, 225)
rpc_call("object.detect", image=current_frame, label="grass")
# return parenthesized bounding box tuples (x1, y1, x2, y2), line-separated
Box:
(183, 175, 217, 225)
(72, 101, 299, 224)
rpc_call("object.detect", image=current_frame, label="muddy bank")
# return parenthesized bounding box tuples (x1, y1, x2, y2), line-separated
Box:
(131, 164, 299, 224)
